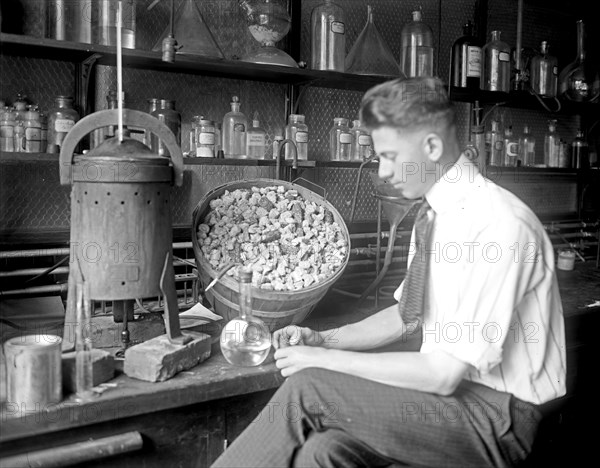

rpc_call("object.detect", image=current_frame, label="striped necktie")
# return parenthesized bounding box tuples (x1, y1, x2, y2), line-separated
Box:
(399, 200, 435, 328)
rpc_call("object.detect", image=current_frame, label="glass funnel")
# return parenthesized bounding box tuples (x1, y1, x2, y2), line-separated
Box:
(239, 0, 298, 68)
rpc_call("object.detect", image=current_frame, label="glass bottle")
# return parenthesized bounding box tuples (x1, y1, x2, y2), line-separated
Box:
(0, 108, 16, 152)
(329, 117, 351, 161)
(223, 96, 248, 159)
(151, 99, 181, 157)
(487, 119, 504, 167)
(544, 119, 560, 167)
(350, 119, 371, 161)
(503, 126, 519, 167)
(24, 108, 42, 153)
(481, 30, 511, 92)
(214, 122, 222, 155)
(558, 139, 570, 168)
(190, 115, 202, 156)
(39, 111, 48, 153)
(519, 125, 537, 167)
(400, 10, 434, 78)
(470, 102, 486, 170)
(558, 20, 600, 102)
(530, 41, 558, 98)
(272, 135, 283, 160)
(450, 20, 481, 89)
(310, 0, 346, 72)
(246, 112, 267, 159)
(571, 129, 589, 169)
(197, 119, 216, 158)
(146, 98, 160, 148)
(285, 114, 308, 160)
(47, 96, 80, 154)
(220, 267, 271, 367)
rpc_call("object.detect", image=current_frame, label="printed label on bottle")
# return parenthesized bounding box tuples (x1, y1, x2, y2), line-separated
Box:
(25, 127, 41, 140)
(295, 131, 308, 143)
(233, 123, 246, 133)
(339, 133, 352, 144)
(331, 21, 345, 34)
(0, 125, 14, 138)
(506, 142, 519, 156)
(55, 119, 75, 132)
(247, 133, 266, 146)
(467, 46, 481, 77)
(498, 52, 510, 62)
(199, 133, 215, 145)
(358, 135, 372, 146)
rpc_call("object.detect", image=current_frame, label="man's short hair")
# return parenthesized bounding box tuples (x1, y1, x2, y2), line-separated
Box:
(359, 77, 455, 133)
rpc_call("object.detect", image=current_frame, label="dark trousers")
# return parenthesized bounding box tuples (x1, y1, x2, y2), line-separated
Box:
(211, 368, 542, 468)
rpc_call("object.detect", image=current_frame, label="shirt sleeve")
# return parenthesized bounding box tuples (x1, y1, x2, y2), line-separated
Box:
(419, 220, 545, 374)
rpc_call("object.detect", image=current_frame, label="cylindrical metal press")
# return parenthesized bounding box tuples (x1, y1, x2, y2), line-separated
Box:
(59, 109, 188, 350)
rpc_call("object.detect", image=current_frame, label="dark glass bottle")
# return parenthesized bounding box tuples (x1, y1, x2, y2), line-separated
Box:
(450, 20, 481, 89)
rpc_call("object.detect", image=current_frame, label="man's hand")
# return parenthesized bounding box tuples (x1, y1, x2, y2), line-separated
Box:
(274, 345, 329, 377)
(272, 325, 322, 349)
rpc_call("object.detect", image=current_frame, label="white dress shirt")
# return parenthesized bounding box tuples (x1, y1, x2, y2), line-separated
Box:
(394, 155, 567, 405)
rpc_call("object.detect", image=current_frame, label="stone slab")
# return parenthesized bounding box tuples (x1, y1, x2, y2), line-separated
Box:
(61, 349, 115, 393)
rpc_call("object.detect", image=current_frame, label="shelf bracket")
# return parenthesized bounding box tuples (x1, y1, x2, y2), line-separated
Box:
(75, 53, 102, 118)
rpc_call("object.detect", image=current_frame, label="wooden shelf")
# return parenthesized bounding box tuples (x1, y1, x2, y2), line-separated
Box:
(0, 33, 397, 92)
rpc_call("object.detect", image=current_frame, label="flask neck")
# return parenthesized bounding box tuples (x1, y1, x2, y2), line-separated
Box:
(491, 30, 501, 42)
(231, 103, 241, 113)
(238, 278, 253, 320)
(576, 20, 585, 60)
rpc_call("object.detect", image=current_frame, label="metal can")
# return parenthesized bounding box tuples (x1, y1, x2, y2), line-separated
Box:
(196, 119, 216, 158)
(4, 334, 63, 409)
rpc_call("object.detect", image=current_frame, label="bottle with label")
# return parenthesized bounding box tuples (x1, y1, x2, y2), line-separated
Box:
(486, 119, 504, 166)
(519, 125, 537, 167)
(223, 96, 248, 159)
(197, 119, 216, 158)
(450, 20, 481, 89)
(400, 10, 434, 78)
(13, 94, 28, 122)
(285, 114, 308, 160)
(503, 126, 519, 167)
(310, 0, 346, 72)
(189, 115, 202, 156)
(329, 117, 351, 161)
(544, 119, 560, 167)
(47, 96, 80, 154)
(214, 122, 223, 155)
(558, 139, 570, 168)
(481, 30, 511, 92)
(530, 41, 558, 98)
(272, 135, 283, 160)
(246, 112, 267, 159)
(350, 119, 371, 161)
(571, 129, 589, 169)
(151, 99, 181, 157)
(0, 108, 16, 152)
(24, 108, 42, 153)
(220, 267, 271, 367)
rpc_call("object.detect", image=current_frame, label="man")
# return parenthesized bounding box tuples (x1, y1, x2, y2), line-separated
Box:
(211, 77, 566, 468)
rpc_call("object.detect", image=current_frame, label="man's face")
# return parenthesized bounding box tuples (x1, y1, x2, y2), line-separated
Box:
(372, 126, 436, 200)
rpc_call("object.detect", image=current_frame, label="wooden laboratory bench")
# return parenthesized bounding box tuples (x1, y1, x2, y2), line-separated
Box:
(0, 263, 599, 468)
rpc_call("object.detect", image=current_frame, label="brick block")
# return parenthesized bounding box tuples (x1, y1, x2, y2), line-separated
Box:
(123, 331, 211, 382)
(62, 349, 115, 393)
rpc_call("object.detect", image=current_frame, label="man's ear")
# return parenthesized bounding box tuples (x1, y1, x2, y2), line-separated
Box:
(423, 133, 443, 162)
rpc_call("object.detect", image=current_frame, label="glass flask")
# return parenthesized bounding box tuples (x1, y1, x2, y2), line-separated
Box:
(345, 5, 401, 76)
(223, 96, 248, 159)
(329, 117, 351, 161)
(519, 125, 537, 167)
(239, 0, 297, 67)
(481, 30, 510, 92)
(246, 112, 267, 159)
(285, 114, 308, 160)
(558, 20, 600, 103)
(93, 0, 136, 49)
(503, 126, 519, 167)
(450, 20, 481, 89)
(47, 96, 80, 154)
(310, 0, 346, 72)
(151, 99, 181, 157)
(571, 129, 589, 169)
(220, 267, 271, 367)
(530, 41, 557, 98)
(544, 119, 560, 167)
(400, 10, 434, 78)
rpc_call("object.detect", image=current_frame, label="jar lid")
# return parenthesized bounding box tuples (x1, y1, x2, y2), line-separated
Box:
(334, 117, 348, 124)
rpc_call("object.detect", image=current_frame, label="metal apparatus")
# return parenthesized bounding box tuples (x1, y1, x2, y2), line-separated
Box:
(59, 109, 188, 351)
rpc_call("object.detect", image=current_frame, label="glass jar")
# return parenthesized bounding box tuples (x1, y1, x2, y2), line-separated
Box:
(189, 115, 202, 156)
(197, 119, 216, 158)
(151, 99, 181, 157)
(47, 0, 93, 43)
(329, 117, 351, 161)
(519, 125, 537, 167)
(481, 30, 510, 92)
(0, 108, 16, 152)
(285, 114, 308, 160)
(24, 108, 42, 153)
(350, 119, 372, 161)
(47, 96, 80, 154)
(310, 0, 346, 72)
(530, 41, 557, 98)
(400, 10, 434, 78)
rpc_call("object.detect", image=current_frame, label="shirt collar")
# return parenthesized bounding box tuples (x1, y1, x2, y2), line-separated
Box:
(424, 154, 481, 214)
